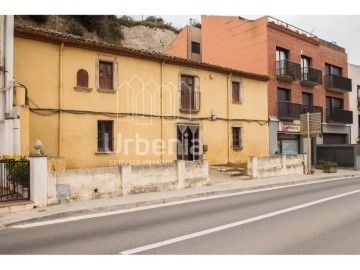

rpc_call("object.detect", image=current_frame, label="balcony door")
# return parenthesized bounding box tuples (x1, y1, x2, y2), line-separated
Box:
(276, 47, 288, 76)
(278, 88, 290, 117)
(301, 56, 311, 81)
(302, 92, 313, 113)
(325, 64, 342, 76)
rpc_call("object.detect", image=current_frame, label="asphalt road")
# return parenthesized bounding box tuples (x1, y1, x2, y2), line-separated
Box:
(1, 178, 360, 254)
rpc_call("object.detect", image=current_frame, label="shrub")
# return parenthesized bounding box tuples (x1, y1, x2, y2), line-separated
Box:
(1, 155, 29, 188)
(322, 161, 338, 169)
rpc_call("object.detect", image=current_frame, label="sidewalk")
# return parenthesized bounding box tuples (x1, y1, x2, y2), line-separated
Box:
(1, 168, 360, 227)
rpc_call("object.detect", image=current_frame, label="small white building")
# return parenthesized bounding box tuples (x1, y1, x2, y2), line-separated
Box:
(0, 15, 20, 155)
(348, 63, 360, 144)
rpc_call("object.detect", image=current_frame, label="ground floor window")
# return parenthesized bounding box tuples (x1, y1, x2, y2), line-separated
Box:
(277, 133, 300, 154)
(177, 124, 201, 161)
(323, 133, 347, 144)
(98, 120, 114, 152)
(232, 127, 243, 150)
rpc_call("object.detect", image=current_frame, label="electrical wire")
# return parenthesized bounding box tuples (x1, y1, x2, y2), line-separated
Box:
(29, 107, 269, 125)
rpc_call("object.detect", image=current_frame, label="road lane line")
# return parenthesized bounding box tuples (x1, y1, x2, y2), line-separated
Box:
(10, 176, 359, 229)
(119, 189, 360, 255)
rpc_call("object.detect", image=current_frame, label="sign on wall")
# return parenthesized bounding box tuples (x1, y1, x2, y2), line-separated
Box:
(279, 120, 301, 133)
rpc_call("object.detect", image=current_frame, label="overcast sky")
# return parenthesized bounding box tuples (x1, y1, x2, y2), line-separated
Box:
(131, 15, 360, 65)
(6, 0, 360, 64)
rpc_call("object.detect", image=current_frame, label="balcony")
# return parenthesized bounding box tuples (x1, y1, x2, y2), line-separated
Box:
(278, 102, 323, 120)
(301, 66, 322, 86)
(326, 108, 353, 124)
(179, 90, 201, 113)
(325, 74, 352, 92)
(276, 60, 301, 82)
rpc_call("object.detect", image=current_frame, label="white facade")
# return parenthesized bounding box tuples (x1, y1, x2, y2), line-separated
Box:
(0, 15, 20, 155)
(348, 63, 360, 144)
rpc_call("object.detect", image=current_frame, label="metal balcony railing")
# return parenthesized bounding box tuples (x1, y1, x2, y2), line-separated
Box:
(276, 60, 301, 81)
(325, 74, 352, 92)
(278, 102, 323, 120)
(326, 108, 353, 124)
(301, 66, 322, 86)
(179, 90, 201, 112)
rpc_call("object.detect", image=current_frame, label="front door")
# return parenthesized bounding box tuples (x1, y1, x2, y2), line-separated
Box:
(177, 124, 201, 161)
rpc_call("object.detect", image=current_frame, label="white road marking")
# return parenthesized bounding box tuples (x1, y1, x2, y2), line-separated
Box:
(119, 189, 360, 255)
(9, 176, 358, 229)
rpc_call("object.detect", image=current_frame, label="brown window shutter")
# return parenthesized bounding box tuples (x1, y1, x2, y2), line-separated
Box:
(77, 69, 89, 88)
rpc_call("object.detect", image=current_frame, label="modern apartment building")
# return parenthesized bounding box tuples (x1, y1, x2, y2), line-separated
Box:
(348, 63, 360, 143)
(165, 15, 353, 159)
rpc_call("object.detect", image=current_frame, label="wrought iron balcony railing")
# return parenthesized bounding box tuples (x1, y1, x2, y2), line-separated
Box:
(278, 102, 323, 120)
(326, 108, 353, 124)
(325, 74, 352, 92)
(276, 60, 301, 81)
(301, 66, 322, 86)
(179, 90, 201, 112)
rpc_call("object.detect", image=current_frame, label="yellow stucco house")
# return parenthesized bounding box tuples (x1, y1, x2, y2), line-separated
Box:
(14, 24, 270, 169)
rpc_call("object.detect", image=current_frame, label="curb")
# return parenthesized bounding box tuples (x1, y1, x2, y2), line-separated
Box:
(3, 174, 360, 227)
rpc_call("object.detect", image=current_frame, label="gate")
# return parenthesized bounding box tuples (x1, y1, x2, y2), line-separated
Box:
(0, 159, 30, 202)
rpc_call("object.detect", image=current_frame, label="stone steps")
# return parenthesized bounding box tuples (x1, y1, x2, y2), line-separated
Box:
(210, 166, 247, 177)
(0, 200, 35, 215)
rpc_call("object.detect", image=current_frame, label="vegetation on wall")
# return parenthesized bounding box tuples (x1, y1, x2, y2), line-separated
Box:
(17, 15, 180, 45)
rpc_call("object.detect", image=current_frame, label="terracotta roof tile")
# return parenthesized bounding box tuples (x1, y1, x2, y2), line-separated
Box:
(14, 23, 270, 82)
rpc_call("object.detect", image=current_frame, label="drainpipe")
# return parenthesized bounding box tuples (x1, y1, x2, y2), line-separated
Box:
(59, 42, 64, 157)
(227, 72, 233, 164)
(188, 20, 192, 60)
(160, 60, 165, 162)
(0, 16, 5, 122)
(4, 15, 14, 118)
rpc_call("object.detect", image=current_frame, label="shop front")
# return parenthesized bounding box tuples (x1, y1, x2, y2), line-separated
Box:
(277, 120, 301, 154)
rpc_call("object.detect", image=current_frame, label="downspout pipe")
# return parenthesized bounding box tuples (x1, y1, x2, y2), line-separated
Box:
(227, 72, 233, 164)
(4, 15, 14, 117)
(59, 42, 64, 157)
(160, 60, 165, 162)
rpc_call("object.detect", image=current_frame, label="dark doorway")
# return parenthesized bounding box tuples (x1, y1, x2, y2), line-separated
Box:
(177, 124, 201, 161)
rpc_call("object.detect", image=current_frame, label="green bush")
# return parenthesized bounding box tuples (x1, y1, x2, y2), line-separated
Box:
(322, 161, 338, 169)
(316, 160, 338, 169)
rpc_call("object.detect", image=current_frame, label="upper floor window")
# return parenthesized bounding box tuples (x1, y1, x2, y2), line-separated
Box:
(276, 47, 288, 62)
(191, 42, 201, 54)
(326, 96, 343, 110)
(357, 85, 360, 108)
(232, 81, 241, 103)
(325, 64, 342, 76)
(76, 69, 89, 88)
(99, 61, 113, 90)
(180, 74, 200, 111)
(301, 56, 311, 80)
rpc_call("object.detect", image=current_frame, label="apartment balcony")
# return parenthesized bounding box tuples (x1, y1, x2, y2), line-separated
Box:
(179, 90, 201, 113)
(278, 102, 323, 121)
(326, 108, 353, 124)
(301, 67, 322, 86)
(325, 74, 352, 92)
(276, 60, 301, 82)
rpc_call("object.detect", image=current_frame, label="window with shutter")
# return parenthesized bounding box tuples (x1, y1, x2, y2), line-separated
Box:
(99, 61, 113, 90)
(76, 69, 89, 88)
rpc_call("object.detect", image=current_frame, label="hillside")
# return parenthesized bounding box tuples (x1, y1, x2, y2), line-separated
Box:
(15, 15, 179, 52)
